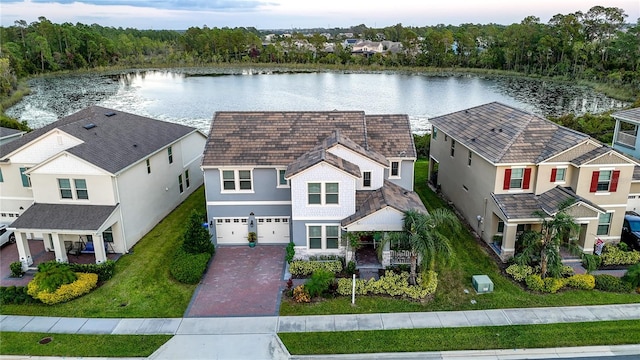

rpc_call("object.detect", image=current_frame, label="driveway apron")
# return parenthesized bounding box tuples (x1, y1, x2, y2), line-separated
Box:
(185, 245, 286, 317)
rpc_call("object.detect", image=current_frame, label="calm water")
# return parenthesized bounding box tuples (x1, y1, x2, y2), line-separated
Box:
(7, 69, 629, 134)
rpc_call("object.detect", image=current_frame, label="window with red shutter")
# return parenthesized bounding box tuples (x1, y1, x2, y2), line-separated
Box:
(610, 170, 620, 192)
(523, 168, 531, 189)
(503, 169, 511, 190)
(550, 168, 557, 182)
(590, 171, 599, 192)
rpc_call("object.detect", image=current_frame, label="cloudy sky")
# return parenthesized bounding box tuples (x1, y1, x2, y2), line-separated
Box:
(1, 0, 638, 30)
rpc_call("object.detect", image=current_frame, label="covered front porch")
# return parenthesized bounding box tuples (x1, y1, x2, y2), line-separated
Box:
(8, 203, 123, 271)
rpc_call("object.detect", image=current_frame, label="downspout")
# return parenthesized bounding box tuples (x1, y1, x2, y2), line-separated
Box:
(114, 175, 128, 253)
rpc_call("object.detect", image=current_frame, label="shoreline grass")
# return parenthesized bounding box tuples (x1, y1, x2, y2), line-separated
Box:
(0, 332, 171, 357)
(279, 320, 640, 355)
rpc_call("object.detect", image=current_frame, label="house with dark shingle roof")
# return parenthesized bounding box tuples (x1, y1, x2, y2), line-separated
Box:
(429, 102, 637, 260)
(201, 111, 425, 265)
(0, 106, 207, 269)
(0, 126, 26, 146)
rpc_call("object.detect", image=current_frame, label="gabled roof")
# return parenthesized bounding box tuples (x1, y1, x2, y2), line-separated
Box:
(612, 107, 640, 124)
(202, 111, 415, 167)
(0, 126, 25, 139)
(341, 180, 426, 226)
(10, 203, 118, 231)
(285, 147, 361, 179)
(321, 130, 388, 166)
(492, 186, 604, 220)
(1, 106, 199, 174)
(429, 102, 589, 164)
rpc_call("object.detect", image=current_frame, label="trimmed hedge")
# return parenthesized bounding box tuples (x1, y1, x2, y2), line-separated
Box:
(68, 260, 116, 282)
(565, 274, 596, 290)
(170, 247, 212, 284)
(594, 274, 634, 293)
(289, 259, 343, 277)
(0, 286, 39, 305)
(506, 264, 534, 282)
(600, 245, 640, 266)
(336, 270, 438, 300)
(27, 272, 98, 305)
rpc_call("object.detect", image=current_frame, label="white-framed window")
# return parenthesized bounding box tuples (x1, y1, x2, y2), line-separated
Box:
(497, 220, 505, 234)
(146, 159, 151, 174)
(221, 169, 253, 192)
(363, 171, 371, 187)
(307, 225, 340, 250)
(20, 167, 31, 187)
(57, 178, 89, 200)
(0, 168, 3, 182)
(597, 171, 612, 192)
(168, 146, 173, 164)
(185, 170, 190, 188)
(468, 150, 472, 166)
(552, 168, 566, 182)
(390, 161, 400, 178)
(510, 168, 524, 189)
(277, 169, 290, 188)
(597, 212, 612, 235)
(178, 174, 184, 193)
(307, 182, 339, 205)
(450, 139, 456, 157)
(433, 128, 437, 139)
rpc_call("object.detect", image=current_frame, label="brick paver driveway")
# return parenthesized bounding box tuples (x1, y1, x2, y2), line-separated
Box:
(184, 245, 287, 317)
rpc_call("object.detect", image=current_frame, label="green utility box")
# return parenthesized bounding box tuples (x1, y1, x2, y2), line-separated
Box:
(472, 275, 494, 294)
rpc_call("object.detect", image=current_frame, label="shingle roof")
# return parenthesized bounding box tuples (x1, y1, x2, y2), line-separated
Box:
(1, 106, 199, 174)
(285, 147, 362, 178)
(612, 107, 640, 124)
(429, 102, 589, 164)
(341, 180, 426, 226)
(0, 127, 25, 138)
(10, 203, 118, 231)
(492, 186, 604, 220)
(570, 147, 611, 165)
(202, 111, 415, 167)
(321, 130, 389, 166)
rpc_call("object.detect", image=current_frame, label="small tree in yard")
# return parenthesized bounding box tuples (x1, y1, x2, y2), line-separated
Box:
(383, 208, 461, 285)
(182, 210, 214, 255)
(515, 199, 579, 279)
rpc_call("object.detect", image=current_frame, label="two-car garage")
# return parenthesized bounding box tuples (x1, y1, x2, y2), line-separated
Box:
(214, 217, 290, 245)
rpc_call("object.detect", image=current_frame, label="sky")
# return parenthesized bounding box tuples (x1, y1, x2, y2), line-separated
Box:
(0, 0, 638, 30)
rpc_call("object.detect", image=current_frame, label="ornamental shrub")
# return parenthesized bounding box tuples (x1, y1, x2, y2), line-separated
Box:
(335, 271, 437, 300)
(68, 260, 116, 282)
(304, 269, 335, 298)
(33, 261, 77, 293)
(182, 210, 214, 255)
(0, 286, 38, 305)
(525, 274, 545, 292)
(594, 274, 633, 293)
(170, 247, 212, 284)
(560, 265, 575, 277)
(565, 274, 595, 290)
(506, 264, 534, 282)
(285, 242, 295, 264)
(543, 277, 566, 293)
(28, 272, 98, 305)
(9, 262, 24, 278)
(600, 244, 640, 266)
(292, 285, 310, 303)
(289, 259, 343, 277)
(622, 263, 640, 290)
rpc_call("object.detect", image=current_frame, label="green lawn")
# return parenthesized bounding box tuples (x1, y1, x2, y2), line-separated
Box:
(280, 159, 639, 316)
(0, 186, 205, 318)
(279, 320, 640, 355)
(0, 332, 171, 357)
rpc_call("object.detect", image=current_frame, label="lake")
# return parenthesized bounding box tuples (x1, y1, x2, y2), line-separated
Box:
(6, 68, 629, 134)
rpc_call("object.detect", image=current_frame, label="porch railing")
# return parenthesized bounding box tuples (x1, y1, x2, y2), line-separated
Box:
(615, 131, 636, 148)
(390, 250, 411, 264)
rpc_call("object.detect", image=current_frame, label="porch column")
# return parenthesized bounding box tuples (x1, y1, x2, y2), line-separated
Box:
(52, 233, 68, 263)
(15, 232, 33, 271)
(93, 234, 107, 264)
(501, 224, 518, 259)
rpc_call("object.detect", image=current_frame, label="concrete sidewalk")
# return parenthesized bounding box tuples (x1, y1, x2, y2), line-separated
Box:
(1, 303, 640, 359)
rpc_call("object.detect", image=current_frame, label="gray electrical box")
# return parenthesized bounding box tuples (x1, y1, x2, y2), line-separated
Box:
(472, 275, 494, 294)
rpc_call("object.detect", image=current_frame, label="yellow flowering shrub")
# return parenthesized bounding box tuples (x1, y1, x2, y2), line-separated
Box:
(565, 274, 596, 290)
(27, 272, 98, 305)
(336, 270, 437, 300)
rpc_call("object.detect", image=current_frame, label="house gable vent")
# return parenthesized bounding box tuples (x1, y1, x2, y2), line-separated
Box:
(83, 123, 97, 130)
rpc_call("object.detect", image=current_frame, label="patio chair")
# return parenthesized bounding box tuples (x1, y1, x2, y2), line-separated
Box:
(68, 241, 84, 256)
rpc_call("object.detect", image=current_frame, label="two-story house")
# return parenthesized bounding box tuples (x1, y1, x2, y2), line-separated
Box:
(201, 111, 425, 264)
(429, 102, 637, 260)
(0, 106, 206, 269)
(611, 107, 640, 212)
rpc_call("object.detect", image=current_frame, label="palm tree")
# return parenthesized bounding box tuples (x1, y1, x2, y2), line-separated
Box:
(515, 199, 580, 278)
(383, 208, 462, 285)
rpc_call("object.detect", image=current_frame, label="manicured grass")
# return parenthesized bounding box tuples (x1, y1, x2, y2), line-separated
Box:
(280, 160, 639, 316)
(0, 332, 171, 357)
(0, 186, 205, 318)
(279, 320, 640, 355)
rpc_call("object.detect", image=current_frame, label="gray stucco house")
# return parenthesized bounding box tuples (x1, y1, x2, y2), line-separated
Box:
(201, 111, 425, 263)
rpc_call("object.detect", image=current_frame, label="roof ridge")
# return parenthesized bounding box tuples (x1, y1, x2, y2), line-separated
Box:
(495, 114, 535, 161)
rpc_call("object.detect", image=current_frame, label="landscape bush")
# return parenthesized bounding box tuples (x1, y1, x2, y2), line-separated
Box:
(582, 253, 602, 273)
(31, 261, 77, 293)
(170, 247, 212, 284)
(9, 262, 24, 278)
(336, 271, 437, 300)
(543, 277, 566, 293)
(68, 260, 116, 282)
(622, 263, 640, 290)
(525, 274, 545, 292)
(0, 286, 38, 305)
(285, 242, 295, 263)
(292, 285, 311, 303)
(28, 272, 98, 305)
(594, 274, 633, 293)
(564, 274, 596, 290)
(289, 259, 343, 277)
(182, 210, 215, 255)
(304, 269, 335, 298)
(560, 265, 575, 277)
(506, 264, 534, 282)
(600, 244, 640, 266)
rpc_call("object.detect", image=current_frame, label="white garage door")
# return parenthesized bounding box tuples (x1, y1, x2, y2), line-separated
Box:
(215, 218, 248, 244)
(257, 217, 290, 244)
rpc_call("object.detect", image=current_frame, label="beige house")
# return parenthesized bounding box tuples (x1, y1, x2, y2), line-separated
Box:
(1, 106, 206, 269)
(429, 102, 637, 260)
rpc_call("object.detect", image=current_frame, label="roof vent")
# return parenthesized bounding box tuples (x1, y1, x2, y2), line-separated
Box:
(83, 123, 96, 130)
(491, 128, 495, 132)
(499, 128, 503, 133)
(471, 138, 476, 142)
(104, 112, 116, 117)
